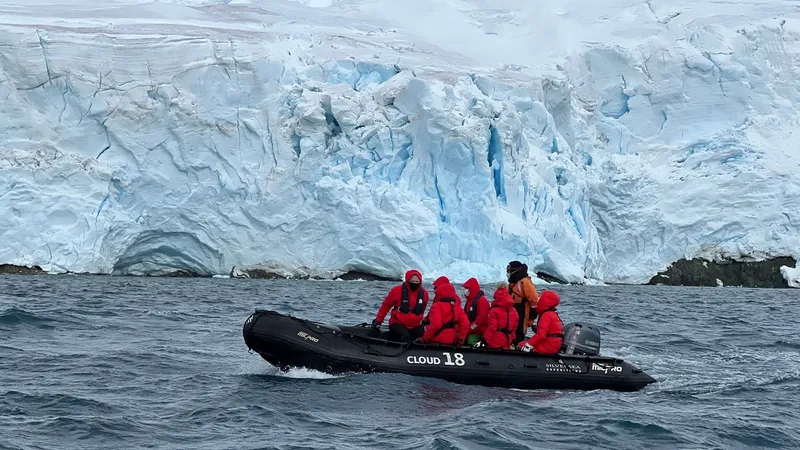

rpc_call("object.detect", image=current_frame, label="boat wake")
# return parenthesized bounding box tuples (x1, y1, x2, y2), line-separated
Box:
(239, 356, 343, 380)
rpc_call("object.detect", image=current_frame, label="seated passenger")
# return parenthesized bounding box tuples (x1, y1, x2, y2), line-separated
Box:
(462, 278, 489, 346)
(418, 280, 470, 346)
(372, 269, 429, 342)
(517, 290, 563, 354)
(432, 276, 459, 306)
(483, 286, 519, 350)
(419, 276, 455, 329)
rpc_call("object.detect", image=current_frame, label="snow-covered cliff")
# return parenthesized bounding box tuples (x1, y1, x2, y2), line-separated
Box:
(1, 0, 799, 284)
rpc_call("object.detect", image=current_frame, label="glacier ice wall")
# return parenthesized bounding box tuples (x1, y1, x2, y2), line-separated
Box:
(783, 265, 800, 288)
(0, 23, 600, 281)
(572, 24, 800, 283)
(1, 0, 799, 284)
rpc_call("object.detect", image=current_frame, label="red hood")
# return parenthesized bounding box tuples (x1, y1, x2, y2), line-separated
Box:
(432, 276, 450, 290)
(536, 290, 560, 314)
(462, 278, 481, 298)
(434, 283, 459, 303)
(404, 269, 423, 285)
(433, 277, 450, 292)
(491, 288, 514, 308)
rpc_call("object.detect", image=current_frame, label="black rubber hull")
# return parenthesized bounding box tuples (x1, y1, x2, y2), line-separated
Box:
(242, 310, 657, 392)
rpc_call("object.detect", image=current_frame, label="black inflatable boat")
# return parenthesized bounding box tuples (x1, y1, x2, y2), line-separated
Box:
(242, 309, 657, 392)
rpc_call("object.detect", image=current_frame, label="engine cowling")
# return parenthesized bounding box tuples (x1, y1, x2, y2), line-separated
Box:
(561, 322, 601, 356)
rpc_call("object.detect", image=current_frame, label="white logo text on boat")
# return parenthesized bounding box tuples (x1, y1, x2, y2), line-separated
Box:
(591, 363, 622, 374)
(407, 352, 465, 366)
(296, 331, 319, 343)
(545, 362, 582, 372)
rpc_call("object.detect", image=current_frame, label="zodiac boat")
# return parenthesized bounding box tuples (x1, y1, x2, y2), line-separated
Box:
(242, 309, 657, 392)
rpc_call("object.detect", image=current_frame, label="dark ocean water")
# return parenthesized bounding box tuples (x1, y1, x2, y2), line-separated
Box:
(1, 274, 799, 450)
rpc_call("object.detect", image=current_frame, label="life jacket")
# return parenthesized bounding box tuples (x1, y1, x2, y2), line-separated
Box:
(465, 290, 483, 323)
(432, 299, 458, 337)
(490, 305, 513, 337)
(399, 284, 425, 315)
(508, 279, 537, 326)
(541, 306, 564, 338)
(508, 277, 530, 303)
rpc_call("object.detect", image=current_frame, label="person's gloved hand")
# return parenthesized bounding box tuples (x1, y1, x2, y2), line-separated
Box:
(518, 342, 533, 352)
(371, 319, 381, 329)
(470, 323, 477, 331)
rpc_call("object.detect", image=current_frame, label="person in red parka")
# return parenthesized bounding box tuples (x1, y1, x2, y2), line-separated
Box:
(422, 275, 455, 329)
(462, 278, 489, 346)
(373, 269, 429, 342)
(419, 281, 470, 346)
(517, 290, 563, 354)
(483, 286, 519, 350)
(432, 276, 459, 307)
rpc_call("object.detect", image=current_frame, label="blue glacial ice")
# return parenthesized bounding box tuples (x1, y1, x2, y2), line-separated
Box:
(0, 0, 799, 286)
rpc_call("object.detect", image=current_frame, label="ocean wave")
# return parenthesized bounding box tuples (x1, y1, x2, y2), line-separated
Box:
(0, 443, 27, 450)
(3, 276, 800, 449)
(0, 344, 26, 355)
(0, 391, 119, 417)
(721, 423, 800, 448)
(774, 340, 800, 350)
(39, 415, 150, 441)
(0, 308, 56, 329)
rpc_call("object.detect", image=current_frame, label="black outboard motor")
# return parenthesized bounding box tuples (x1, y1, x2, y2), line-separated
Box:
(561, 322, 601, 356)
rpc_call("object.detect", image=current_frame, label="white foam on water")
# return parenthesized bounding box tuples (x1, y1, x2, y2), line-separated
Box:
(239, 354, 343, 379)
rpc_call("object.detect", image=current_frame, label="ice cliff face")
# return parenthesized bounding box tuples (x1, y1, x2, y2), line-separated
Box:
(1, 0, 799, 284)
(783, 265, 800, 289)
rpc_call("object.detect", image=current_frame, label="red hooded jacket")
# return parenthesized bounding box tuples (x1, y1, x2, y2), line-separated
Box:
(520, 290, 563, 354)
(483, 288, 519, 349)
(432, 276, 460, 307)
(421, 282, 470, 345)
(375, 270, 429, 329)
(462, 278, 489, 335)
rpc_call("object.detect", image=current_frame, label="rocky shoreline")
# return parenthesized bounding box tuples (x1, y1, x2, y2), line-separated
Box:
(228, 265, 396, 281)
(0, 264, 46, 275)
(646, 257, 797, 288)
(0, 264, 399, 281)
(2, 258, 798, 288)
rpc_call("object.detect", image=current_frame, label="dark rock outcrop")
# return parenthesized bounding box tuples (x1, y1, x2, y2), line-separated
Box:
(535, 271, 567, 284)
(230, 266, 287, 279)
(647, 257, 797, 288)
(229, 265, 398, 281)
(336, 271, 397, 281)
(0, 264, 45, 275)
(162, 270, 208, 278)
